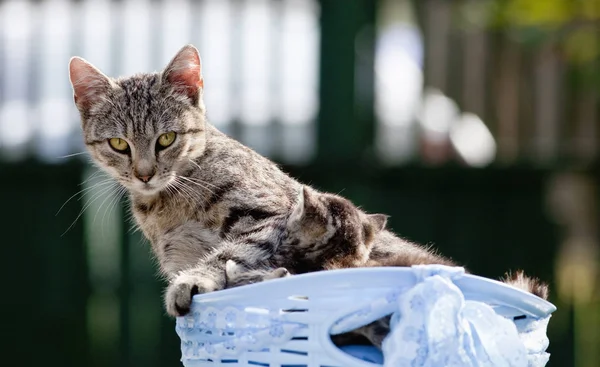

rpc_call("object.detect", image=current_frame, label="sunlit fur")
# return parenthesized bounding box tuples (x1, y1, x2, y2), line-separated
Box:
(73, 75, 206, 196)
(69, 44, 549, 322)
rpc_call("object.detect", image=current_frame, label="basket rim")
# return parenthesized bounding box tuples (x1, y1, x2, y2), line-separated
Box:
(190, 267, 556, 318)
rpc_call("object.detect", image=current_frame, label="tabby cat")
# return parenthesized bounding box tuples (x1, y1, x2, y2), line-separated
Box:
(69, 44, 547, 323)
(69, 44, 403, 316)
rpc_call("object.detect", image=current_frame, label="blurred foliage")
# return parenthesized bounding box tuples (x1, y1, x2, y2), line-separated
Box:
(451, 0, 600, 91)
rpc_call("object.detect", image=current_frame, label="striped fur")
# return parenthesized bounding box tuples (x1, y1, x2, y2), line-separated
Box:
(69, 44, 547, 324)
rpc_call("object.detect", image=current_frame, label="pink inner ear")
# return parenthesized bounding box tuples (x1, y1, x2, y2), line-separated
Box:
(165, 47, 204, 99)
(167, 64, 203, 94)
(69, 58, 110, 109)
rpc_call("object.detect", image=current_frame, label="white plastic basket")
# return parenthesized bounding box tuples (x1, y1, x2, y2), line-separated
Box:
(175, 266, 556, 367)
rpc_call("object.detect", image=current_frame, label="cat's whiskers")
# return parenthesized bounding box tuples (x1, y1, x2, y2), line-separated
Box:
(165, 180, 186, 208)
(177, 179, 209, 203)
(170, 180, 203, 211)
(92, 183, 121, 226)
(173, 183, 194, 210)
(182, 176, 221, 191)
(96, 184, 127, 241)
(172, 177, 204, 203)
(177, 174, 216, 194)
(175, 184, 211, 203)
(116, 186, 128, 216)
(57, 151, 90, 159)
(56, 178, 115, 216)
(79, 170, 109, 186)
(186, 160, 221, 189)
(61, 182, 119, 236)
(101, 185, 128, 233)
(164, 182, 177, 199)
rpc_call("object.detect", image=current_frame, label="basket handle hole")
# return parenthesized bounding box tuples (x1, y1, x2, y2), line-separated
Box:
(288, 295, 309, 301)
(281, 308, 309, 313)
(328, 334, 384, 365)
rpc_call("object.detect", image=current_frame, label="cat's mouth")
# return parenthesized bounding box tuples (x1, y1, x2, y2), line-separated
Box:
(130, 176, 172, 196)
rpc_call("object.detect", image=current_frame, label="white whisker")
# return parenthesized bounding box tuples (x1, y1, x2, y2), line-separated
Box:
(186, 160, 221, 189)
(177, 175, 215, 195)
(93, 182, 125, 227)
(56, 178, 114, 216)
(61, 182, 118, 236)
(57, 151, 89, 159)
(178, 177, 207, 199)
(79, 170, 109, 186)
(103, 185, 127, 234)
(164, 180, 183, 206)
(172, 178, 201, 204)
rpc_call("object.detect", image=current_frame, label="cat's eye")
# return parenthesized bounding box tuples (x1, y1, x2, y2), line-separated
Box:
(108, 138, 129, 152)
(157, 132, 176, 149)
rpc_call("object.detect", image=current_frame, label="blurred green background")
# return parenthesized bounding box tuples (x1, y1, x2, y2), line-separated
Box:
(1, 0, 599, 366)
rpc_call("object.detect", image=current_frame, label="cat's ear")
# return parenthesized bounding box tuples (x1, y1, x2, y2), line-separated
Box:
(69, 57, 113, 111)
(367, 214, 388, 232)
(162, 44, 204, 103)
(289, 186, 317, 224)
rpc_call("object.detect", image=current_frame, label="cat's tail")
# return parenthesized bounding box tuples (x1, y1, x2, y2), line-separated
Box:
(501, 270, 549, 300)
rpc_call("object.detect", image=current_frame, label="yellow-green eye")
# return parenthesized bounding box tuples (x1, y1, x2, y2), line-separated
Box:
(157, 132, 176, 148)
(109, 138, 129, 152)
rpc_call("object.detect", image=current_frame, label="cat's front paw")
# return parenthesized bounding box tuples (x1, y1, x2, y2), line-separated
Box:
(165, 274, 221, 317)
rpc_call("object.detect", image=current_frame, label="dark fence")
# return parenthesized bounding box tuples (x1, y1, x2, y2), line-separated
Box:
(2, 1, 600, 367)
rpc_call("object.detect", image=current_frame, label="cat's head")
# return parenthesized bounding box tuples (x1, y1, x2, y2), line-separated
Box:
(288, 186, 388, 259)
(69, 45, 207, 196)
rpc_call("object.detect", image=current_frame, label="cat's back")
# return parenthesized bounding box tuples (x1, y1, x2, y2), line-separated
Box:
(194, 125, 300, 212)
(369, 229, 457, 267)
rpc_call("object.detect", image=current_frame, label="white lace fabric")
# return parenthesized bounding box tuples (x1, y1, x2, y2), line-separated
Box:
(382, 266, 550, 367)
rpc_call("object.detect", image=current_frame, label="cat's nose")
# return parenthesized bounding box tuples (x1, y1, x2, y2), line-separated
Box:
(134, 171, 155, 183)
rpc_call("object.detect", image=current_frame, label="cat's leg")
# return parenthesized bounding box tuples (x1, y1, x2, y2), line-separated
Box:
(164, 240, 276, 316)
(155, 221, 222, 279)
(224, 260, 290, 288)
(164, 262, 224, 316)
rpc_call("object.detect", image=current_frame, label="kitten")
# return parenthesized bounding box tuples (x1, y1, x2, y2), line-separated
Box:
(274, 186, 388, 273)
(220, 185, 389, 286)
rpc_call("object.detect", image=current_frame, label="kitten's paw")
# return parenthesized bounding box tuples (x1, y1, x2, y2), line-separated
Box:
(267, 267, 291, 279)
(224, 260, 291, 288)
(165, 274, 220, 317)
